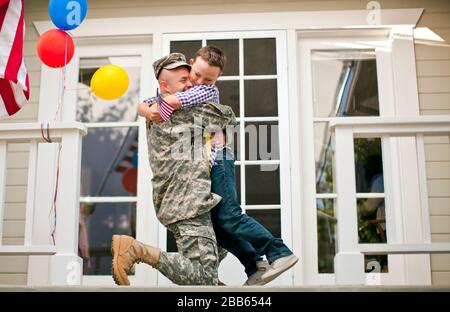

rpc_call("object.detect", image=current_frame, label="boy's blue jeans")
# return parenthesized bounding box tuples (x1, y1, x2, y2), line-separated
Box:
(210, 148, 293, 277)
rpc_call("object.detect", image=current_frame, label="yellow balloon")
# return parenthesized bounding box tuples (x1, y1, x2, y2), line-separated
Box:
(90, 65, 129, 100)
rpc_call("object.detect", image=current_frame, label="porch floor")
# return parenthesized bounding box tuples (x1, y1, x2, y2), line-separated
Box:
(1, 285, 449, 292)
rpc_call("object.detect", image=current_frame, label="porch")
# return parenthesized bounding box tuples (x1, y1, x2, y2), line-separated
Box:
(1, 116, 449, 286)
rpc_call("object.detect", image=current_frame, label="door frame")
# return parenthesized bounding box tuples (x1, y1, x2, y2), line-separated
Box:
(297, 30, 431, 285)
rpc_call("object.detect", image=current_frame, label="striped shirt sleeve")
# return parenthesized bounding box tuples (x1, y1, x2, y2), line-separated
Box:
(143, 94, 174, 122)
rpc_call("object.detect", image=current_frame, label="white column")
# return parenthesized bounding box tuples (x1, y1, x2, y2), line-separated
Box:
(0, 141, 6, 245)
(390, 27, 431, 285)
(333, 127, 365, 285)
(27, 143, 56, 286)
(49, 130, 83, 285)
(28, 64, 62, 286)
(24, 141, 38, 246)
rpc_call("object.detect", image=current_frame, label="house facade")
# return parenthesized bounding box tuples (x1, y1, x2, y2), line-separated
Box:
(0, 0, 449, 287)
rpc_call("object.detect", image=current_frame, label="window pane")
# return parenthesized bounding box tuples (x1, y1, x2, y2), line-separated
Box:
(216, 80, 239, 117)
(246, 209, 281, 238)
(207, 39, 239, 76)
(357, 198, 386, 243)
(357, 197, 389, 273)
(244, 79, 278, 117)
(244, 38, 277, 75)
(81, 202, 136, 275)
(245, 165, 280, 205)
(311, 50, 379, 117)
(317, 199, 336, 273)
(170, 40, 202, 60)
(77, 58, 140, 123)
(354, 138, 384, 193)
(81, 127, 138, 197)
(314, 122, 334, 193)
(245, 121, 279, 161)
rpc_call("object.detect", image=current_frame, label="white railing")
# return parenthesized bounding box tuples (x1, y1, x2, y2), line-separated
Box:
(0, 122, 87, 285)
(330, 116, 450, 285)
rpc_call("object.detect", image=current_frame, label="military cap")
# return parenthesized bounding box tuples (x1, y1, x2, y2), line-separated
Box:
(153, 53, 191, 79)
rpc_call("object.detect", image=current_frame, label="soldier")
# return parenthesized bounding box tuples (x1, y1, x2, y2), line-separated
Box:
(111, 53, 235, 286)
(149, 48, 298, 286)
(114, 48, 298, 287)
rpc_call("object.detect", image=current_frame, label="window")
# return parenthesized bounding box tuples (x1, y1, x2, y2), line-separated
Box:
(311, 49, 387, 273)
(77, 56, 141, 275)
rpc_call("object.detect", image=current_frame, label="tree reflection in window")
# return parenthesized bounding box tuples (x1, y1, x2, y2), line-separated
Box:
(315, 55, 380, 194)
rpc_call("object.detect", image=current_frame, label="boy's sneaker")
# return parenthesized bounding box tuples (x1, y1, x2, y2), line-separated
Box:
(243, 260, 271, 286)
(260, 254, 299, 284)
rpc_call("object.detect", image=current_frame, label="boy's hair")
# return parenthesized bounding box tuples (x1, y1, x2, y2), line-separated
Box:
(194, 46, 227, 72)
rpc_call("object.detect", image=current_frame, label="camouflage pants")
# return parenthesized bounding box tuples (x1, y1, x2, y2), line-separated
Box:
(155, 213, 220, 285)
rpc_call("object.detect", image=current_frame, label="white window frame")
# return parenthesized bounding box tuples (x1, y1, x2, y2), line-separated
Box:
(297, 29, 431, 285)
(32, 8, 423, 286)
(28, 38, 158, 286)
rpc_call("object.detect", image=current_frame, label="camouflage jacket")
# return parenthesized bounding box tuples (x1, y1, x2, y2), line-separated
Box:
(147, 102, 236, 226)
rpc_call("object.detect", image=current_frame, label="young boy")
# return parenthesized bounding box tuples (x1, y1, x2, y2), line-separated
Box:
(141, 46, 299, 285)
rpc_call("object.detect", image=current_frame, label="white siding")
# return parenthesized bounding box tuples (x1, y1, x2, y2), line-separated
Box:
(415, 1, 450, 286)
(0, 0, 449, 285)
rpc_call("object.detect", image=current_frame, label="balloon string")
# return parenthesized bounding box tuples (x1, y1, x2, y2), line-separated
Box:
(50, 31, 69, 245)
(53, 31, 69, 121)
(49, 143, 62, 246)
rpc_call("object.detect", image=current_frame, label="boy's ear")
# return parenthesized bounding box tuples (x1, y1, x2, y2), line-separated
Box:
(189, 58, 194, 65)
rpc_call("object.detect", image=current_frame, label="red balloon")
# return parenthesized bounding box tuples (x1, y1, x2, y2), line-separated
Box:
(37, 29, 74, 68)
(0, 0, 9, 6)
(122, 168, 138, 194)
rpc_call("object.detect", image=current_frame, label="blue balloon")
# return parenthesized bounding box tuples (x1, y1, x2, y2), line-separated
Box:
(132, 151, 138, 167)
(49, 0, 88, 31)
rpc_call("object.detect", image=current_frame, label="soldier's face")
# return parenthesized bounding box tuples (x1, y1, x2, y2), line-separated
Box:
(164, 67, 193, 94)
(189, 57, 221, 86)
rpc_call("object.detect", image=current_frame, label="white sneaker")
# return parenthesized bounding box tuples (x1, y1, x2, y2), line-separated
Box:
(243, 260, 270, 286)
(260, 255, 299, 284)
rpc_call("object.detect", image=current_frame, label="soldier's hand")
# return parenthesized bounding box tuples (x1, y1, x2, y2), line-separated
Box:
(148, 103, 163, 123)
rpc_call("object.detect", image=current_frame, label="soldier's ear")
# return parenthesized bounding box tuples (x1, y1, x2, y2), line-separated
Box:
(160, 80, 168, 90)
(189, 58, 194, 65)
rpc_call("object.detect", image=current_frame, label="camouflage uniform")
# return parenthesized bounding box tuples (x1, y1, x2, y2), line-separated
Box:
(148, 102, 236, 285)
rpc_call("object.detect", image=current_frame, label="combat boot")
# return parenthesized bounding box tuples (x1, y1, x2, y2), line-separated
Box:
(111, 235, 161, 286)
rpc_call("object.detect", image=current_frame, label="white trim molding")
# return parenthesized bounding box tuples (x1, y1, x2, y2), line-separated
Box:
(34, 9, 423, 38)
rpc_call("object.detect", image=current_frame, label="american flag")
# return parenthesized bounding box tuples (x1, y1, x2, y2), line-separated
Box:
(0, 0, 29, 118)
(115, 131, 138, 173)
